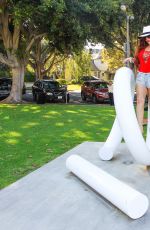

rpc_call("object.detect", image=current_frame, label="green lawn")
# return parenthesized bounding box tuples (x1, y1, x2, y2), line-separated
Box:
(0, 104, 116, 189)
(67, 84, 81, 91)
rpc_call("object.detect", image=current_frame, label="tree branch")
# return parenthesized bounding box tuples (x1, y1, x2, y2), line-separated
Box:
(44, 52, 53, 65)
(30, 53, 36, 60)
(1, 9, 13, 49)
(42, 53, 56, 76)
(0, 52, 13, 66)
(25, 33, 46, 53)
(42, 55, 67, 76)
(28, 59, 35, 68)
(53, 57, 66, 66)
(13, 25, 21, 50)
(0, 1, 6, 9)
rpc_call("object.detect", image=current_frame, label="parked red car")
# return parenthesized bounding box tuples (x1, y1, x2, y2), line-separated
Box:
(81, 80, 109, 103)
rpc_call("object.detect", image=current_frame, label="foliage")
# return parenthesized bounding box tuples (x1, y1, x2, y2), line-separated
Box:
(55, 50, 92, 83)
(67, 84, 81, 91)
(74, 51, 92, 81)
(24, 71, 35, 82)
(131, 0, 150, 34)
(82, 0, 150, 53)
(29, 38, 67, 79)
(101, 46, 124, 73)
(0, 64, 11, 77)
(0, 0, 150, 102)
(0, 0, 149, 62)
(57, 78, 67, 85)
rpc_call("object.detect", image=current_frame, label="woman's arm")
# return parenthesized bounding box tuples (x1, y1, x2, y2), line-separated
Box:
(123, 57, 135, 63)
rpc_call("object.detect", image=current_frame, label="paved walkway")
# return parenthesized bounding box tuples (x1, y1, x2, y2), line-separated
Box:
(0, 142, 150, 230)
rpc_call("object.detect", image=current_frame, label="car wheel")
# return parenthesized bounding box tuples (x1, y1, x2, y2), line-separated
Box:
(93, 95, 98, 103)
(81, 92, 86, 101)
(67, 94, 70, 103)
(36, 93, 45, 104)
(33, 93, 36, 101)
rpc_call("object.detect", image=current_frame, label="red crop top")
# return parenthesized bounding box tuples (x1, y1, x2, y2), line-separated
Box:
(137, 49, 150, 73)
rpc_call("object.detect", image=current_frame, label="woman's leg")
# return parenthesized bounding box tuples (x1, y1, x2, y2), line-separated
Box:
(136, 84, 147, 133)
(147, 88, 150, 116)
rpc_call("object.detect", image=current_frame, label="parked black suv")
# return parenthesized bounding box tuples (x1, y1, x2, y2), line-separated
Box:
(32, 80, 70, 104)
(0, 78, 26, 99)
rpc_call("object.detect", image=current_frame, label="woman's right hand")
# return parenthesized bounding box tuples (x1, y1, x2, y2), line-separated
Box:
(123, 57, 135, 63)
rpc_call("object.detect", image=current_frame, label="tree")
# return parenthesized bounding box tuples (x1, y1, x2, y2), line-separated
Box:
(101, 46, 124, 74)
(0, 0, 66, 103)
(73, 50, 92, 82)
(29, 0, 105, 81)
(60, 50, 92, 83)
(129, 0, 150, 54)
(29, 38, 67, 80)
(0, 1, 44, 102)
(0, 0, 129, 103)
(0, 0, 121, 103)
(131, 0, 150, 34)
(1, 0, 148, 103)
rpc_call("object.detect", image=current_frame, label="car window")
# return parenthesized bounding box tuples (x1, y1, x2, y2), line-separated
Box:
(34, 81, 39, 87)
(43, 81, 59, 90)
(38, 82, 42, 88)
(94, 83, 108, 89)
(34, 81, 42, 88)
(84, 82, 90, 87)
(0, 79, 12, 89)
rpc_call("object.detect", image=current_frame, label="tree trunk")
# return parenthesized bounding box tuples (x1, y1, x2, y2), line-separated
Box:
(35, 67, 39, 80)
(35, 63, 42, 80)
(2, 63, 25, 103)
(37, 63, 42, 80)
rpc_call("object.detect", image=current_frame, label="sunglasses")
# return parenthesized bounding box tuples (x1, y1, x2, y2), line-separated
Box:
(146, 35, 150, 38)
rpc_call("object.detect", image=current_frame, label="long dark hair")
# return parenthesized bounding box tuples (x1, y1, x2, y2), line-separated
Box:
(134, 37, 148, 66)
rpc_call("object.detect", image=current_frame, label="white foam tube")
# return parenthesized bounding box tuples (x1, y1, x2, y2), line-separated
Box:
(146, 103, 150, 148)
(99, 67, 150, 165)
(114, 67, 150, 165)
(66, 155, 149, 219)
(99, 67, 135, 161)
(99, 118, 122, 160)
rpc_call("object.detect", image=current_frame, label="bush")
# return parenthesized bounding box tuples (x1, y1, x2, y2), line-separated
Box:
(70, 79, 82, 84)
(0, 69, 11, 78)
(57, 78, 67, 85)
(25, 72, 36, 82)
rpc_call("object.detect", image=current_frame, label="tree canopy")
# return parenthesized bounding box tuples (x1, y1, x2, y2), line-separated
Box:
(0, 0, 105, 102)
(0, 0, 150, 103)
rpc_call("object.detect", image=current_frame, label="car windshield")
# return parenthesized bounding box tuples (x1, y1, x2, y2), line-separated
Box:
(94, 83, 108, 89)
(43, 81, 59, 90)
(0, 79, 12, 89)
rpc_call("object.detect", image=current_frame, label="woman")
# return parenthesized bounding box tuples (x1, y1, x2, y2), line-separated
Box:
(125, 25, 150, 133)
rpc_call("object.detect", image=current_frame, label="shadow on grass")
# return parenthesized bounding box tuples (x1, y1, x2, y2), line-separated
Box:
(0, 104, 115, 188)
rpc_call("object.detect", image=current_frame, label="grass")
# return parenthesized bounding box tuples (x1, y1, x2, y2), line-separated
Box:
(67, 84, 81, 91)
(0, 104, 115, 189)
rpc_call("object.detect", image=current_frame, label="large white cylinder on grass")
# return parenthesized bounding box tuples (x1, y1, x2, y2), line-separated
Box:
(66, 155, 149, 219)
